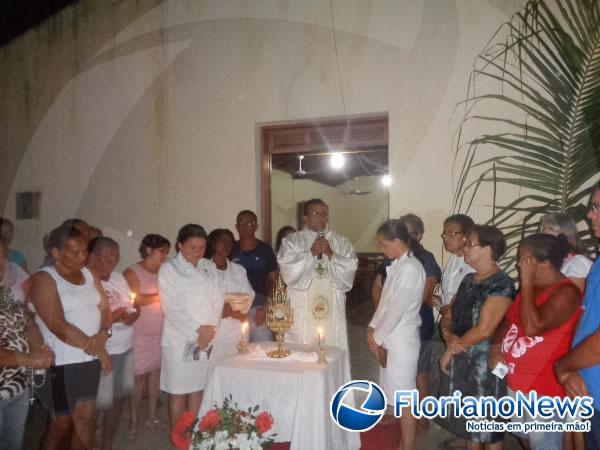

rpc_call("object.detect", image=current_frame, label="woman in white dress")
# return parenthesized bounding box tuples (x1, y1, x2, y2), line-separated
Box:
(367, 220, 425, 450)
(540, 212, 592, 292)
(206, 229, 254, 359)
(158, 224, 223, 424)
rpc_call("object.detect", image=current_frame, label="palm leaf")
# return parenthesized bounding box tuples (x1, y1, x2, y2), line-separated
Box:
(452, 0, 600, 273)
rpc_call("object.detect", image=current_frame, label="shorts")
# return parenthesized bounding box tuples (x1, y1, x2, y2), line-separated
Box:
(37, 360, 101, 417)
(507, 388, 564, 450)
(96, 350, 134, 410)
(417, 339, 432, 374)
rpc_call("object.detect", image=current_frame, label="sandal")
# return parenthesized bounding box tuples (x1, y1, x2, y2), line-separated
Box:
(438, 437, 467, 449)
(145, 417, 162, 428)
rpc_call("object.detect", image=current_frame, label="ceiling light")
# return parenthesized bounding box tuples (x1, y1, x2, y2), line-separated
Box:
(330, 153, 345, 170)
(382, 175, 392, 187)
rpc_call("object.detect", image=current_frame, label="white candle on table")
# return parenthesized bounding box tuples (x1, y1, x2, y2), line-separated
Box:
(318, 327, 323, 348)
(242, 321, 249, 344)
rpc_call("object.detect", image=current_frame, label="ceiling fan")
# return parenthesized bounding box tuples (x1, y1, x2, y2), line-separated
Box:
(293, 154, 307, 177)
(340, 177, 371, 196)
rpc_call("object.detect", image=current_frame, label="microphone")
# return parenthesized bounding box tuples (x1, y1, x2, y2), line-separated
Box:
(317, 230, 324, 260)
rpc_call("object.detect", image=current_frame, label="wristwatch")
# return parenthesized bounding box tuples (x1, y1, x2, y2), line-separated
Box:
(101, 328, 113, 338)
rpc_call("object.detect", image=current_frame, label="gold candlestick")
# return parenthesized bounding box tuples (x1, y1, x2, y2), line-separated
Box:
(266, 275, 293, 358)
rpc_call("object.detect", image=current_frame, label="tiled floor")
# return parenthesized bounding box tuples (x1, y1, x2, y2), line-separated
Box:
(23, 298, 522, 449)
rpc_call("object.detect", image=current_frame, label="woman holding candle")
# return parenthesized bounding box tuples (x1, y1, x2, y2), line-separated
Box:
(122, 234, 170, 439)
(206, 229, 254, 358)
(367, 219, 426, 450)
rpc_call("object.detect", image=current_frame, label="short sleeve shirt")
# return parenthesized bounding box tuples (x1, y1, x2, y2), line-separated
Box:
(231, 240, 277, 308)
(573, 260, 600, 407)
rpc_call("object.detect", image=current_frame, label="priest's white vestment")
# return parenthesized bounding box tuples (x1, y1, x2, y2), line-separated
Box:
(277, 228, 358, 351)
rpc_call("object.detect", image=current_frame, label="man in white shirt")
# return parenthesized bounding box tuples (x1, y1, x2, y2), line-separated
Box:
(87, 237, 139, 450)
(277, 199, 358, 352)
(438, 214, 476, 309)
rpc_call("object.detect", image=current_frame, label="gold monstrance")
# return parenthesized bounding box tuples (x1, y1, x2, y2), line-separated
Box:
(266, 274, 293, 358)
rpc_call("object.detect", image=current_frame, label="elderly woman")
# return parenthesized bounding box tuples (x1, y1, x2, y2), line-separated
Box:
(207, 229, 254, 359)
(31, 223, 112, 450)
(368, 219, 425, 450)
(540, 212, 592, 292)
(159, 224, 224, 425)
(123, 234, 170, 438)
(497, 234, 582, 450)
(0, 285, 54, 450)
(438, 225, 515, 450)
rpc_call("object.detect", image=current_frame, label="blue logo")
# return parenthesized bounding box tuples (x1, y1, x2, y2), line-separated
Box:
(330, 380, 387, 432)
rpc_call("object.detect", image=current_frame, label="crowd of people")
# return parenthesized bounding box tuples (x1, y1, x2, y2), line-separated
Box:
(0, 185, 599, 450)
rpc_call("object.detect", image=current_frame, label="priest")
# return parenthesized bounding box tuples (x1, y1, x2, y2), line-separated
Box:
(277, 198, 358, 352)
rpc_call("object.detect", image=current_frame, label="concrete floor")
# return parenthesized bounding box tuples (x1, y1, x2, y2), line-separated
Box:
(22, 298, 522, 450)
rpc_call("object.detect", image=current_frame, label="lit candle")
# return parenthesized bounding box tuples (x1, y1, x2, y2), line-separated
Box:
(318, 327, 323, 348)
(129, 292, 137, 306)
(241, 321, 249, 344)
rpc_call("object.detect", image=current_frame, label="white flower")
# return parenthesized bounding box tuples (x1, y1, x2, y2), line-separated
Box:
(240, 415, 254, 425)
(197, 438, 214, 450)
(214, 431, 229, 443)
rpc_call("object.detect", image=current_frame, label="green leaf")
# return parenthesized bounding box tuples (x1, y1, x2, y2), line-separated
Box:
(453, 0, 600, 271)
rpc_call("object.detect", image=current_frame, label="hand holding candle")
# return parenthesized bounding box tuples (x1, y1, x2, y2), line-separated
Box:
(128, 292, 137, 313)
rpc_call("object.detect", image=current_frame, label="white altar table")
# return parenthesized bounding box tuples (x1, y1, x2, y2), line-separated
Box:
(197, 342, 360, 450)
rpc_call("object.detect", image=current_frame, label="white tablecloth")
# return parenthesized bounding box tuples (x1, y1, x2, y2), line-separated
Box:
(197, 342, 360, 450)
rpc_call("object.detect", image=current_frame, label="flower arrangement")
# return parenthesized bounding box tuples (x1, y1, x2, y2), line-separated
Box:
(172, 395, 276, 450)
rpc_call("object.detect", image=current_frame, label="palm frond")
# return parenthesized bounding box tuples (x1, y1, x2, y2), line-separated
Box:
(452, 0, 600, 271)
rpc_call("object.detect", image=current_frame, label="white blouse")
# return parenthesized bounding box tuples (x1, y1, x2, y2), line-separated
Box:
(369, 252, 425, 346)
(35, 266, 101, 365)
(561, 253, 593, 279)
(158, 253, 224, 349)
(441, 254, 474, 305)
(216, 260, 255, 302)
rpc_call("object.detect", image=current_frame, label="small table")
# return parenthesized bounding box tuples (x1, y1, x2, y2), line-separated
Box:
(198, 342, 360, 450)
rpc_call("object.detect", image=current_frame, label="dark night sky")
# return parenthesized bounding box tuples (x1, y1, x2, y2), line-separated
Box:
(0, 0, 78, 46)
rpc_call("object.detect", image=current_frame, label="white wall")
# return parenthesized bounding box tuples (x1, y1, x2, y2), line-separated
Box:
(271, 170, 388, 252)
(0, 0, 527, 269)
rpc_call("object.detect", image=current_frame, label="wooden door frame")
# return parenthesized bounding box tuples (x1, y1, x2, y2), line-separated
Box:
(259, 113, 388, 246)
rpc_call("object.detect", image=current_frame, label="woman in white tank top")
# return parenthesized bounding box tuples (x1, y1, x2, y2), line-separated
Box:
(30, 223, 112, 450)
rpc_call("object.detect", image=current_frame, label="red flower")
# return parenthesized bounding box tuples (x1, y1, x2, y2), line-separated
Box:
(255, 412, 274, 434)
(171, 411, 196, 450)
(199, 409, 221, 432)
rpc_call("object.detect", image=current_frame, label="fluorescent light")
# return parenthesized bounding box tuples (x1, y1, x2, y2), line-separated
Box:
(329, 153, 345, 169)
(382, 175, 392, 187)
